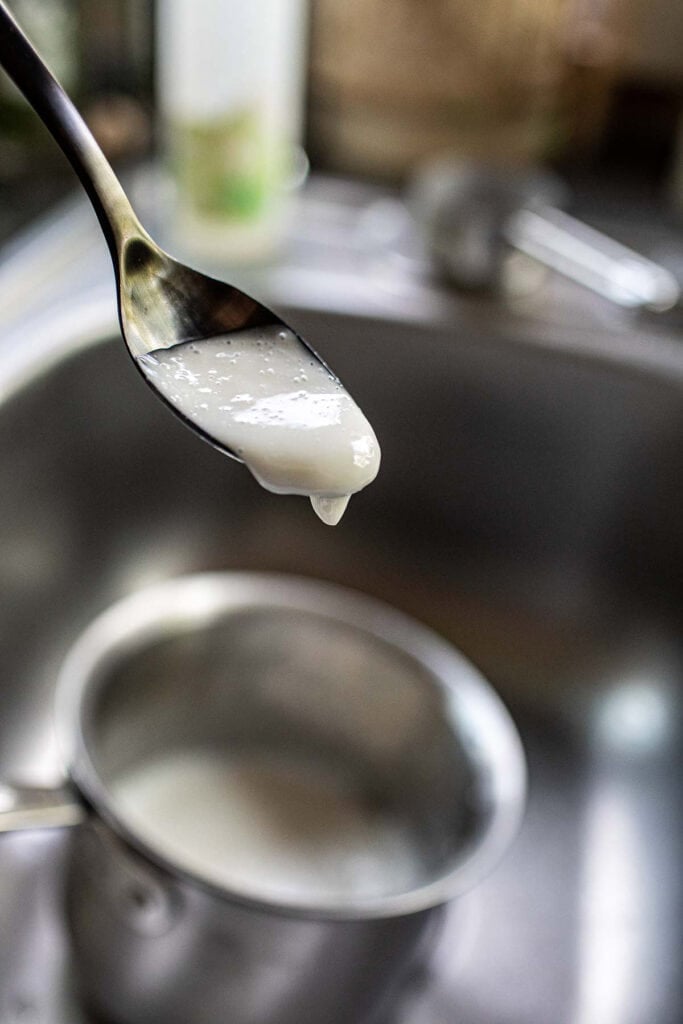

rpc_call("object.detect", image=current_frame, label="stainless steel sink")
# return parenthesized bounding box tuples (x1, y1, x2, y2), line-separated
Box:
(0, 182, 682, 1023)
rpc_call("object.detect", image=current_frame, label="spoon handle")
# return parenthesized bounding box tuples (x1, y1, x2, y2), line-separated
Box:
(0, 1, 143, 267)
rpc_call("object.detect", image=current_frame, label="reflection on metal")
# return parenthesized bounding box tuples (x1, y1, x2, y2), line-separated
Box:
(596, 680, 673, 757)
(575, 783, 643, 1024)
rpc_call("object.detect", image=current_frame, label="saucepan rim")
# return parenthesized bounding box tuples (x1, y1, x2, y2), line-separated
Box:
(56, 570, 527, 922)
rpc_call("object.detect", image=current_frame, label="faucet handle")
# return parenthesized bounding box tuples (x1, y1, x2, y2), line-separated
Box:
(407, 159, 679, 311)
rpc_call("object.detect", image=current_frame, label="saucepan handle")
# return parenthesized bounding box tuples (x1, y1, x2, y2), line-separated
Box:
(0, 782, 85, 832)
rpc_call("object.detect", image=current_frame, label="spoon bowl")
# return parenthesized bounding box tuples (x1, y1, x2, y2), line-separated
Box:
(120, 237, 275, 359)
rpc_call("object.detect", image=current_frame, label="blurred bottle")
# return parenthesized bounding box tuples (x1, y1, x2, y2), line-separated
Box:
(157, 0, 308, 266)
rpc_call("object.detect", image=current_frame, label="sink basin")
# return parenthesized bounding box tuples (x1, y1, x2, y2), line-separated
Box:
(0, 227, 681, 1020)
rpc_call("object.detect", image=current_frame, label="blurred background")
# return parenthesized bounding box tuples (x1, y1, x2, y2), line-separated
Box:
(0, 5, 682, 1023)
(0, 0, 682, 251)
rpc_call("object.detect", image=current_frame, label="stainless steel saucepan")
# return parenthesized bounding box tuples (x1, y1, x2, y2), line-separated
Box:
(0, 572, 525, 1024)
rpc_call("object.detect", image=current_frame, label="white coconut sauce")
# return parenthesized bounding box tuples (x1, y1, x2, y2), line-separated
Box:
(137, 326, 380, 525)
(111, 749, 419, 902)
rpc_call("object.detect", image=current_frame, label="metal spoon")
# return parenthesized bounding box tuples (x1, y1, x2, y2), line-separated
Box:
(0, 3, 335, 463)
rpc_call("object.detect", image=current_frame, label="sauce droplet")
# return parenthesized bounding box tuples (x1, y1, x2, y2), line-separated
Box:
(310, 494, 351, 526)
